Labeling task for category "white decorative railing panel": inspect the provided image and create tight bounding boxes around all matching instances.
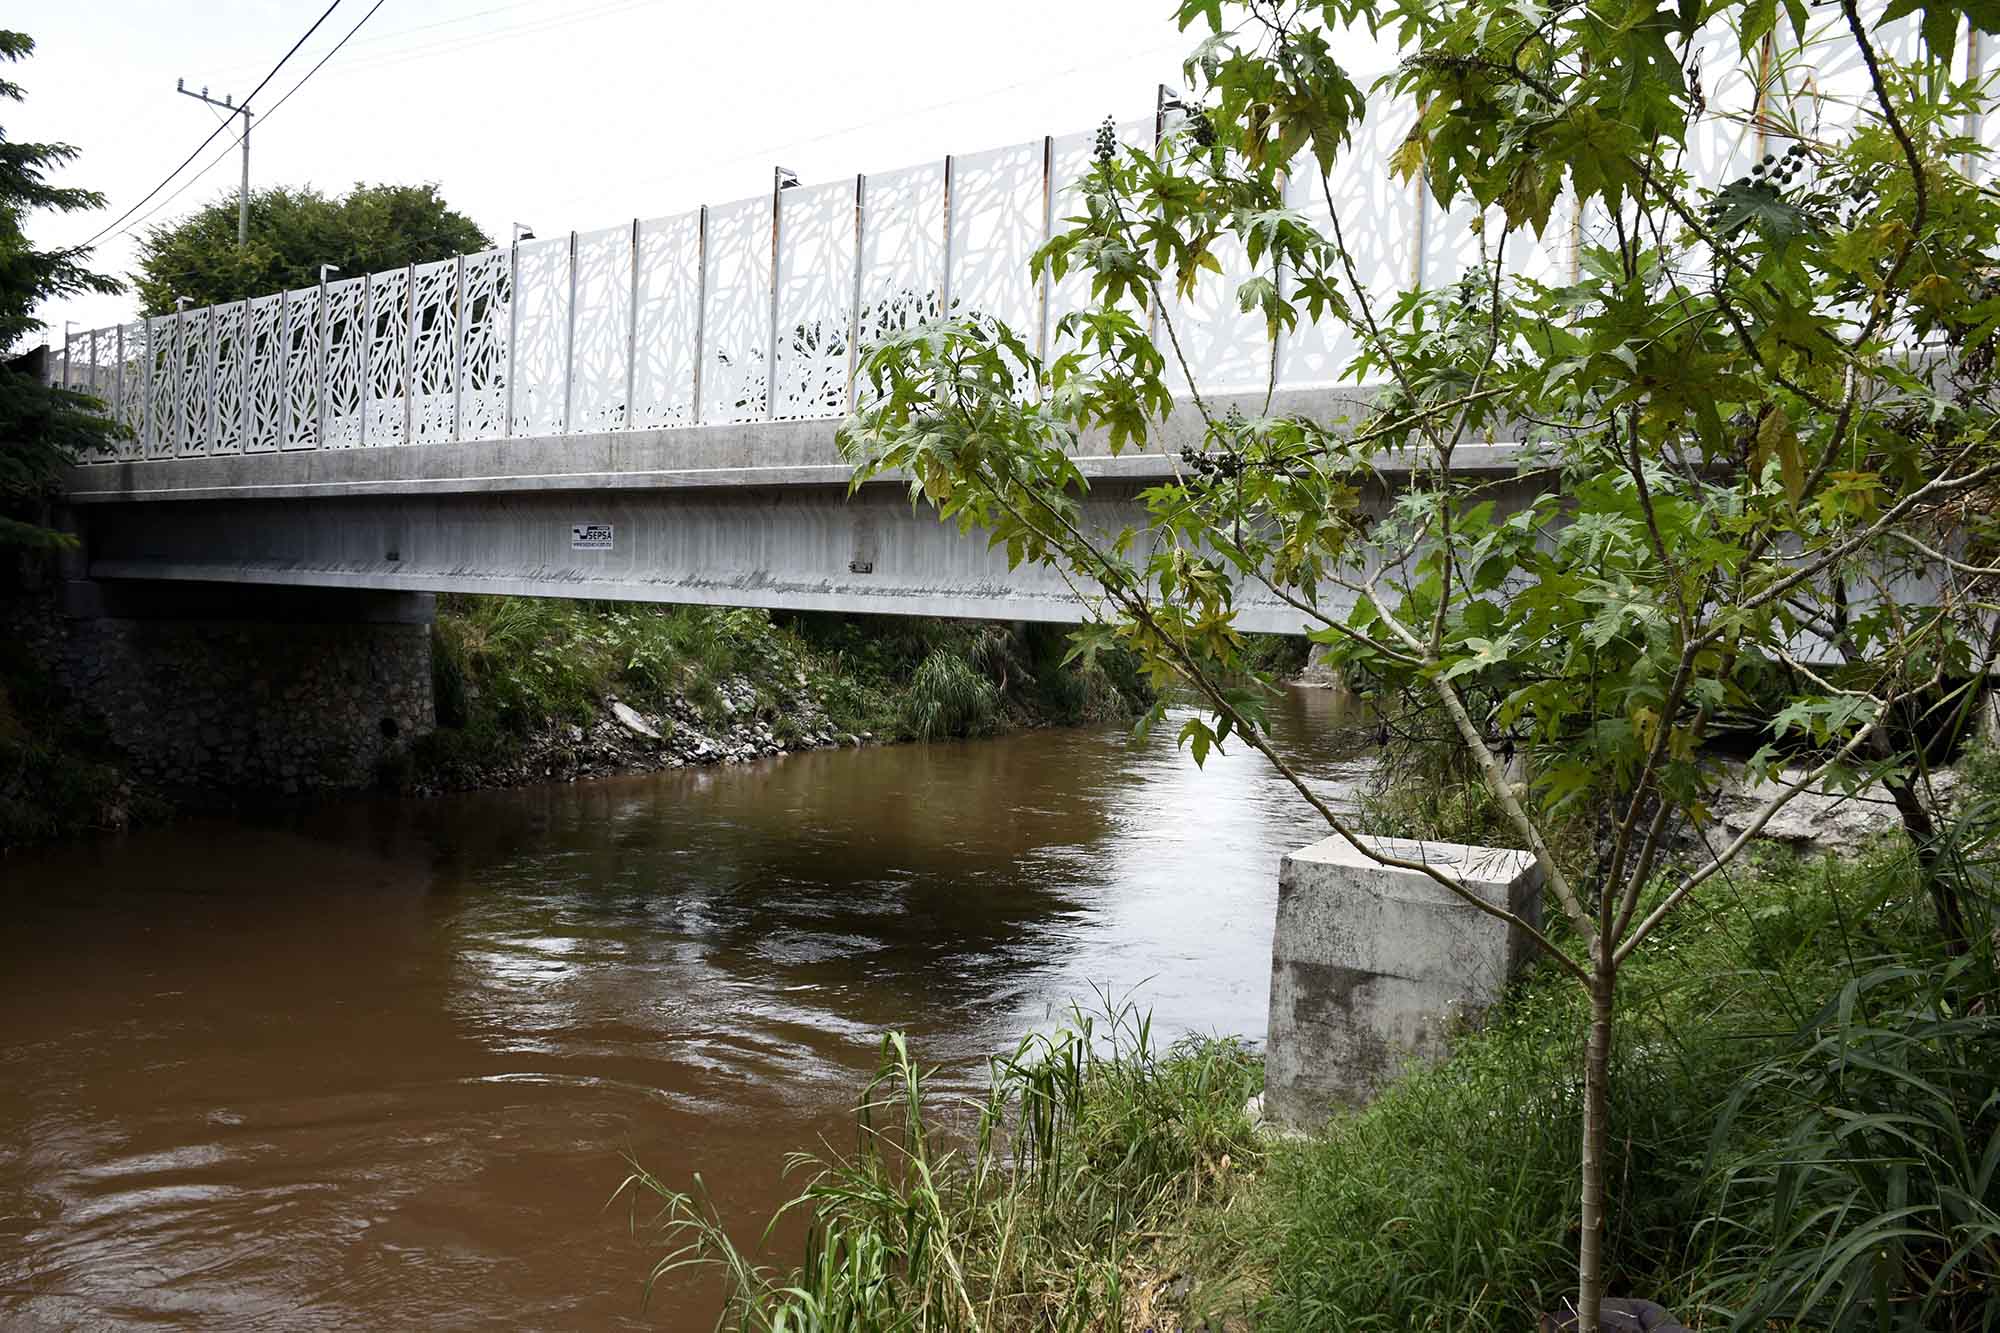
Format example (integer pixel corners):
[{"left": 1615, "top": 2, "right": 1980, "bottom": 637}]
[{"left": 56, "top": 11, "right": 1993, "bottom": 461}]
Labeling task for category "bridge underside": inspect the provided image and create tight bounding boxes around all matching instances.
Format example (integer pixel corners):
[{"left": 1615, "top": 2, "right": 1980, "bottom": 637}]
[
  {"left": 62, "top": 391, "right": 1476, "bottom": 633},
  {"left": 74, "top": 477, "right": 1327, "bottom": 627}
]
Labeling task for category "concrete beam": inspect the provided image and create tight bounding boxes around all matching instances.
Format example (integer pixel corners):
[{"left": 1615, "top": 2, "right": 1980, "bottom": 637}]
[{"left": 77, "top": 477, "right": 1378, "bottom": 631}]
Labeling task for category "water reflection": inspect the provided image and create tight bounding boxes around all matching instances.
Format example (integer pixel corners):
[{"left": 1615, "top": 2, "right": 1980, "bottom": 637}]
[{"left": 1, "top": 688, "right": 1369, "bottom": 1329}]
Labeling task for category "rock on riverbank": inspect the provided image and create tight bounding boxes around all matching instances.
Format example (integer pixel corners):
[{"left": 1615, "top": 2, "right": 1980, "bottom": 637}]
[{"left": 401, "top": 671, "right": 873, "bottom": 794}]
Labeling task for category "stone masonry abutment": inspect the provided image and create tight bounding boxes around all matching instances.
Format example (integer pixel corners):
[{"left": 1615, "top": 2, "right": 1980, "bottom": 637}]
[{"left": 23, "top": 575, "right": 434, "bottom": 799}]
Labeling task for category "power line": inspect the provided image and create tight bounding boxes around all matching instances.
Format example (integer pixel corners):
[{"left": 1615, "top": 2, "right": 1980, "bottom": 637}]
[
  {"left": 101, "top": 0, "right": 392, "bottom": 249},
  {"left": 76, "top": 1, "right": 346, "bottom": 253}
]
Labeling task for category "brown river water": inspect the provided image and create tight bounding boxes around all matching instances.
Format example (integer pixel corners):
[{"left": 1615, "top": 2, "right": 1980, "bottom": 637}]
[{"left": 1, "top": 690, "right": 1368, "bottom": 1329}]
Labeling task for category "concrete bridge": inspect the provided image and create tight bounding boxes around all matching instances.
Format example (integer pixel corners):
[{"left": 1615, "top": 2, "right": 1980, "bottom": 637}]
[
  {"left": 31, "top": 8, "right": 1979, "bottom": 800},
  {"left": 55, "top": 7, "right": 1962, "bottom": 627},
  {"left": 57, "top": 384, "right": 1533, "bottom": 633}
]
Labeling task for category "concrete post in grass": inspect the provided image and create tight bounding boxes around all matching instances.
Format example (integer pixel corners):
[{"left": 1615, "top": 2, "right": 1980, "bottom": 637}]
[{"left": 1264, "top": 833, "right": 1545, "bottom": 1130}]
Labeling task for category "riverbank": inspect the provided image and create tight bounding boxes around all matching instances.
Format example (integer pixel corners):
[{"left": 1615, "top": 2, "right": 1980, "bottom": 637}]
[
  {"left": 395, "top": 596, "right": 1154, "bottom": 794},
  {"left": 627, "top": 813, "right": 2000, "bottom": 1330},
  {"left": 0, "top": 590, "right": 1159, "bottom": 849}
]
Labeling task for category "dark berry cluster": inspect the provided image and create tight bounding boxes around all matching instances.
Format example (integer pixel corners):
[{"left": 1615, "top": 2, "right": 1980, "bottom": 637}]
[
  {"left": 1759, "top": 141, "right": 1811, "bottom": 184},
  {"left": 1094, "top": 116, "right": 1119, "bottom": 163},
  {"left": 1188, "top": 110, "right": 1217, "bottom": 149},
  {"left": 1180, "top": 445, "right": 1244, "bottom": 479}
]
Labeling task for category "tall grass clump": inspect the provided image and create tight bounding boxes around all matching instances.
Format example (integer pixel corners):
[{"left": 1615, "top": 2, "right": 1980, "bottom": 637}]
[
  {"left": 903, "top": 649, "right": 1004, "bottom": 741},
  {"left": 617, "top": 1000, "right": 1261, "bottom": 1331},
  {"left": 1699, "top": 952, "right": 2000, "bottom": 1330}
]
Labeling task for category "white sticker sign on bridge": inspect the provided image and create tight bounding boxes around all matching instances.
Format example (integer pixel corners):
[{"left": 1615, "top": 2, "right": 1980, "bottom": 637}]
[{"left": 571, "top": 523, "right": 614, "bottom": 551}]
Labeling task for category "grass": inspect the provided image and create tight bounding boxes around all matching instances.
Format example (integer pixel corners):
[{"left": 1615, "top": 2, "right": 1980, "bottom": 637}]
[
  {"left": 1242, "top": 835, "right": 1999, "bottom": 1331},
  {"left": 616, "top": 998, "right": 1264, "bottom": 1332}
]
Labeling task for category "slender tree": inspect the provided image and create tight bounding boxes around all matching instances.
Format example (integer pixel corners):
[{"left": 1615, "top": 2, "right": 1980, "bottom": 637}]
[
  {"left": 841, "top": 0, "right": 2000, "bottom": 1320},
  {"left": 0, "top": 29, "right": 121, "bottom": 553}
]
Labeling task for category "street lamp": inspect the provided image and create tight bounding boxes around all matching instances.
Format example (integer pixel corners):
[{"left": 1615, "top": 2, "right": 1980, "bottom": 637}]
[{"left": 512, "top": 222, "right": 536, "bottom": 243}]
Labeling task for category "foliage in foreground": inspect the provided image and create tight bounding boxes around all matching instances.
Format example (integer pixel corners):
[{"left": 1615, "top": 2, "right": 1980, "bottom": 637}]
[
  {"left": 627, "top": 840, "right": 1998, "bottom": 1331},
  {"left": 838, "top": 0, "right": 2000, "bottom": 1314}
]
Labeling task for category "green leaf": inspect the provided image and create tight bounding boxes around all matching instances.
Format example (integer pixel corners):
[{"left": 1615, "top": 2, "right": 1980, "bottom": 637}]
[{"left": 1757, "top": 405, "right": 1806, "bottom": 505}]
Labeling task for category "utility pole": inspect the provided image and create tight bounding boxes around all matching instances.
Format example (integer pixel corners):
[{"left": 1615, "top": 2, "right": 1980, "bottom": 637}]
[{"left": 176, "top": 79, "right": 252, "bottom": 247}]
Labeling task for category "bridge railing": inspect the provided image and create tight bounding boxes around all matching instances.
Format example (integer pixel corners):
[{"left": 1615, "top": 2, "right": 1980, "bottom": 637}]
[{"left": 59, "top": 6, "right": 1987, "bottom": 462}]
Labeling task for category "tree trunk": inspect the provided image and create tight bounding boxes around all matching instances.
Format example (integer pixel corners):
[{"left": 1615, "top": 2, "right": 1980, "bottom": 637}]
[
  {"left": 1882, "top": 770, "right": 1972, "bottom": 955},
  {"left": 1577, "top": 960, "right": 1615, "bottom": 1328}
]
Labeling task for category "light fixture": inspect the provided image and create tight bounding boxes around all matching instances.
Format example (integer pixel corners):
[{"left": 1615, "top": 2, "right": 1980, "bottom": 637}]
[
  {"left": 512, "top": 221, "right": 536, "bottom": 243},
  {"left": 775, "top": 166, "right": 800, "bottom": 190}
]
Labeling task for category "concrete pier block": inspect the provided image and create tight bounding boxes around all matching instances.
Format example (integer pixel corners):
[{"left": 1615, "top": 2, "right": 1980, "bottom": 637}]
[{"left": 1264, "top": 834, "right": 1544, "bottom": 1129}]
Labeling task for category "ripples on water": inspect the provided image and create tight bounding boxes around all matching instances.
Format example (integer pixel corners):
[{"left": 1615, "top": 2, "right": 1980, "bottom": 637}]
[{"left": 0, "top": 690, "right": 1369, "bottom": 1328}]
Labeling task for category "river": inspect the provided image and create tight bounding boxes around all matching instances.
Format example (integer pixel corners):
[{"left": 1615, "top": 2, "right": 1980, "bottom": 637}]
[{"left": 0, "top": 689, "right": 1368, "bottom": 1329}]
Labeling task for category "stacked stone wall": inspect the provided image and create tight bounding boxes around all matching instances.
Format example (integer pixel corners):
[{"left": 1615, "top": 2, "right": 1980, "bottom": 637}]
[{"left": 10, "top": 583, "right": 434, "bottom": 798}]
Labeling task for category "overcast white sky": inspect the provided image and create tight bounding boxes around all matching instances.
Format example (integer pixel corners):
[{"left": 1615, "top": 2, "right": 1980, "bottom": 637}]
[{"left": 17, "top": 0, "right": 1222, "bottom": 343}]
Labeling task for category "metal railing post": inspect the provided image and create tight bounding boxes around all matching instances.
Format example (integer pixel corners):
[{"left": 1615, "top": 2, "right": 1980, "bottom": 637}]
[
  {"left": 1272, "top": 170, "right": 1289, "bottom": 394},
  {"left": 403, "top": 262, "right": 417, "bottom": 444},
  {"left": 562, "top": 230, "right": 578, "bottom": 433},
  {"left": 452, "top": 255, "right": 467, "bottom": 441},
  {"left": 504, "top": 244, "right": 519, "bottom": 436},
  {"left": 626, "top": 218, "right": 640, "bottom": 429},
  {"left": 1968, "top": 26, "right": 1985, "bottom": 178},
  {"left": 767, "top": 170, "right": 783, "bottom": 420},
  {"left": 201, "top": 311, "right": 216, "bottom": 455},
  {"left": 693, "top": 205, "right": 708, "bottom": 422},
  {"left": 1038, "top": 136, "right": 1054, "bottom": 362},
  {"left": 142, "top": 317, "right": 155, "bottom": 454},
  {"left": 1411, "top": 173, "right": 1429, "bottom": 291},
  {"left": 940, "top": 154, "right": 954, "bottom": 320},
  {"left": 238, "top": 300, "right": 251, "bottom": 452},
  {"left": 114, "top": 324, "right": 125, "bottom": 435},
  {"left": 847, "top": 173, "right": 866, "bottom": 411},
  {"left": 358, "top": 278, "right": 371, "bottom": 448},
  {"left": 316, "top": 277, "right": 330, "bottom": 449},
  {"left": 175, "top": 310, "right": 189, "bottom": 454},
  {"left": 60, "top": 329, "right": 71, "bottom": 392},
  {"left": 1151, "top": 85, "right": 1169, "bottom": 345}
]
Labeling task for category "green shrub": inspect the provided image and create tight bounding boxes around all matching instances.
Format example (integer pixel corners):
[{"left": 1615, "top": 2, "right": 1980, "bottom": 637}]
[{"left": 903, "top": 649, "right": 1003, "bottom": 740}]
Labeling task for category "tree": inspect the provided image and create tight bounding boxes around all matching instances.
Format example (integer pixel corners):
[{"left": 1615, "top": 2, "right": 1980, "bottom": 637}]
[
  {"left": 840, "top": 0, "right": 2000, "bottom": 1321},
  {"left": 131, "top": 182, "right": 489, "bottom": 315},
  {"left": 0, "top": 29, "right": 120, "bottom": 553}
]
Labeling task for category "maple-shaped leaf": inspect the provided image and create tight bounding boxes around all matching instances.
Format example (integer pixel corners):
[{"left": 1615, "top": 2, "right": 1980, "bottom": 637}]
[{"left": 1712, "top": 179, "right": 1815, "bottom": 245}]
